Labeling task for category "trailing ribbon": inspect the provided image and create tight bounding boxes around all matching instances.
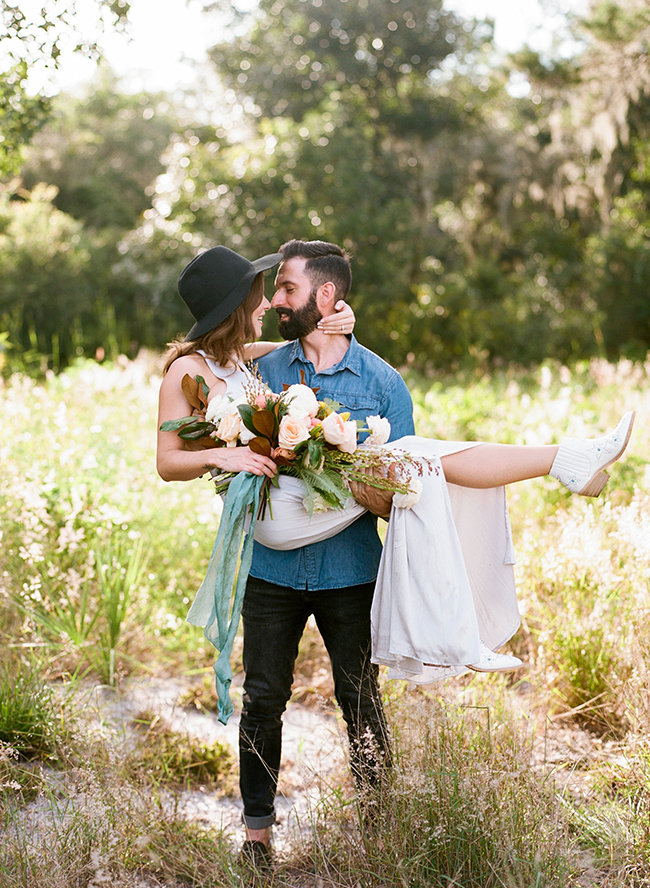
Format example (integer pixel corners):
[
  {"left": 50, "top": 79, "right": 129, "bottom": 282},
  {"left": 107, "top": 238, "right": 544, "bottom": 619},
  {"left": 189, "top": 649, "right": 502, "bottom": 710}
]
[{"left": 186, "top": 472, "right": 263, "bottom": 724}]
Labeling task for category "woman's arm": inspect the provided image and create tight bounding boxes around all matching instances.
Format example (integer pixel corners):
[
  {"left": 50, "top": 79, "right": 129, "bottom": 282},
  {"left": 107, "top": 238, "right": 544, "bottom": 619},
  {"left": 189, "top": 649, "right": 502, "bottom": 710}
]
[
  {"left": 156, "top": 356, "right": 278, "bottom": 482},
  {"left": 242, "top": 300, "right": 356, "bottom": 359}
]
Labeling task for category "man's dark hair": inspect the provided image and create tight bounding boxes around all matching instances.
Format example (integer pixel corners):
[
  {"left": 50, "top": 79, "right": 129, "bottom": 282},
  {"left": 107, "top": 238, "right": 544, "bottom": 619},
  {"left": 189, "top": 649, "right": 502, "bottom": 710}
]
[{"left": 279, "top": 239, "right": 352, "bottom": 301}]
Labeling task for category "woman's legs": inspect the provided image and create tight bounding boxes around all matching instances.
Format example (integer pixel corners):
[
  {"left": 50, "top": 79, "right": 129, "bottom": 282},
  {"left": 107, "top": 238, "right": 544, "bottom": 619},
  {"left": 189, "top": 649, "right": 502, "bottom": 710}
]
[
  {"left": 440, "top": 444, "right": 558, "bottom": 489},
  {"left": 439, "top": 410, "right": 635, "bottom": 495}
]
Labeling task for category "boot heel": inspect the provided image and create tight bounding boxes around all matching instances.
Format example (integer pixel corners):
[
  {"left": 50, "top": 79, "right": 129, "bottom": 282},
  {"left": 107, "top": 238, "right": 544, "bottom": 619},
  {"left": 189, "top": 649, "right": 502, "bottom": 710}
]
[{"left": 579, "top": 470, "right": 609, "bottom": 497}]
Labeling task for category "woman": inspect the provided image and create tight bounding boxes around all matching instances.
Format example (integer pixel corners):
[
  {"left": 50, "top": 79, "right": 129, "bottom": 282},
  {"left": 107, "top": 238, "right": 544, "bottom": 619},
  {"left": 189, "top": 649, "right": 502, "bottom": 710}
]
[
  {"left": 157, "top": 246, "right": 356, "bottom": 484},
  {"left": 157, "top": 246, "right": 635, "bottom": 680}
]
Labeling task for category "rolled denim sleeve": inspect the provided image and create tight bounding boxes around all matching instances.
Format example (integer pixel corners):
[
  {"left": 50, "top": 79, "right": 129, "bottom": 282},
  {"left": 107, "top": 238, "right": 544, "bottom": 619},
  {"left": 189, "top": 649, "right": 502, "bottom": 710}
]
[{"left": 381, "top": 373, "right": 415, "bottom": 442}]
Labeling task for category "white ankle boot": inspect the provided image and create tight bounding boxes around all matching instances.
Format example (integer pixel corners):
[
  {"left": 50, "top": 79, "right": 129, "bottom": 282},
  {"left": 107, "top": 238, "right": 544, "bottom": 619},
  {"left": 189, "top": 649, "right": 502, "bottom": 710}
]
[
  {"left": 549, "top": 411, "right": 635, "bottom": 497},
  {"left": 467, "top": 641, "right": 523, "bottom": 673}
]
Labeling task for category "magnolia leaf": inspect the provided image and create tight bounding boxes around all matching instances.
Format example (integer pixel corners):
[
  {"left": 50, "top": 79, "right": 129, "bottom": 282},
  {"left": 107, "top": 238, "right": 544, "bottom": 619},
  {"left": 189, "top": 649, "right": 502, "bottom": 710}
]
[
  {"left": 238, "top": 403, "right": 257, "bottom": 434},
  {"left": 178, "top": 422, "right": 213, "bottom": 441},
  {"left": 160, "top": 416, "right": 196, "bottom": 432},
  {"left": 274, "top": 453, "right": 296, "bottom": 467},
  {"left": 252, "top": 409, "right": 276, "bottom": 438},
  {"left": 181, "top": 374, "right": 207, "bottom": 412},
  {"left": 196, "top": 375, "right": 210, "bottom": 406},
  {"left": 249, "top": 436, "right": 272, "bottom": 456}
]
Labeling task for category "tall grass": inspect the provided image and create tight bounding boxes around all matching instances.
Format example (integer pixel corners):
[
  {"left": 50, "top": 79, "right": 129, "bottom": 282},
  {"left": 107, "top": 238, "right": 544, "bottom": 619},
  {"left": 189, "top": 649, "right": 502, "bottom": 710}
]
[{"left": 0, "top": 352, "right": 649, "bottom": 884}]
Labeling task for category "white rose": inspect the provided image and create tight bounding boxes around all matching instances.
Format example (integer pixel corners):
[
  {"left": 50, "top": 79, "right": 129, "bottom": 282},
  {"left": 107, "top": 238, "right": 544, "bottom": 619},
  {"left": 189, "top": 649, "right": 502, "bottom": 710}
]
[
  {"left": 284, "top": 384, "right": 320, "bottom": 419},
  {"left": 338, "top": 420, "right": 358, "bottom": 454},
  {"left": 365, "top": 415, "right": 391, "bottom": 446},
  {"left": 393, "top": 477, "right": 422, "bottom": 509},
  {"left": 206, "top": 394, "right": 245, "bottom": 424},
  {"left": 278, "top": 415, "right": 311, "bottom": 450}
]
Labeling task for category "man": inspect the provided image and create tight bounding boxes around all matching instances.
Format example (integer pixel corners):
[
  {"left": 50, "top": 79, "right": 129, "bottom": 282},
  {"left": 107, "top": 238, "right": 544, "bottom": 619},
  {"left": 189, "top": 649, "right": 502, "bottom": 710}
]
[{"left": 239, "top": 239, "right": 414, "bottom": 866}]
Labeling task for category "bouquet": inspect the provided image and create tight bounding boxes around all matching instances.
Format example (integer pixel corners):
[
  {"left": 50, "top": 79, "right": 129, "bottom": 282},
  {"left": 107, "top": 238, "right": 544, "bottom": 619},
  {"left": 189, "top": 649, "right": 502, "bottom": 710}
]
[{"left": 160, "top": 369, "right": 424, "bottom": 516}]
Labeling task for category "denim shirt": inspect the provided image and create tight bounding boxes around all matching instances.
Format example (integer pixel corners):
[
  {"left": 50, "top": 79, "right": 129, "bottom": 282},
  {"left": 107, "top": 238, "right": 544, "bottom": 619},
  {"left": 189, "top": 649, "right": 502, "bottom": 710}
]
[{"left": 249, "top": 336, "right": 415, "bottom": 590}]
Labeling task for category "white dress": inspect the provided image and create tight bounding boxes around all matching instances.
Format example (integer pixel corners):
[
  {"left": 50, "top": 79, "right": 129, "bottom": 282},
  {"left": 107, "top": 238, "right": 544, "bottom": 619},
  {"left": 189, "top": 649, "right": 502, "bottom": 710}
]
[
  {"left": 254, "top": 437, "right": 520, "bottom": 683},
  {"left": 198, "top": 354, "right": 520, "bottom": 683}
]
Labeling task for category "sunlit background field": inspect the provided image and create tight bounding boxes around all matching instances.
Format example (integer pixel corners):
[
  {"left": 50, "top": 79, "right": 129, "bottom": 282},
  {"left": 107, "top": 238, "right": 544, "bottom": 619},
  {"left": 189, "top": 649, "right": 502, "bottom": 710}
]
[{"left": 1, "top": 353, "right": 649, "bottom": 886}]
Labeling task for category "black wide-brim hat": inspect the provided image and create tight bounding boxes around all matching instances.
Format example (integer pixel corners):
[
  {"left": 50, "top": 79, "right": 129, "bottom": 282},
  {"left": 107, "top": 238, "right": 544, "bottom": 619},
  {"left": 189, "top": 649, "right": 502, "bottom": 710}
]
[{"left": 178, "top": 246, "right": 283, "bottom": 341}]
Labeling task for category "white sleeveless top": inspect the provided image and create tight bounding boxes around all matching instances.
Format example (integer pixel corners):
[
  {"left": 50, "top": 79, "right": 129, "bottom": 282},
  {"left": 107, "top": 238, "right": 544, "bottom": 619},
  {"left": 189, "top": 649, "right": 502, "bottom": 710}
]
[{"left": 197, "top": 349, "right": 250, "bottom": 401}]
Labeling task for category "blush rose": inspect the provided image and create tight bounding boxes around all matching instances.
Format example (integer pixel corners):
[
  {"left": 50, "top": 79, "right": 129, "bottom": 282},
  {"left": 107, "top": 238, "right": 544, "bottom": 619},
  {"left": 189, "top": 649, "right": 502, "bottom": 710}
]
[{"left": 278, "top": 415, "right": 311, "bottom": 450}]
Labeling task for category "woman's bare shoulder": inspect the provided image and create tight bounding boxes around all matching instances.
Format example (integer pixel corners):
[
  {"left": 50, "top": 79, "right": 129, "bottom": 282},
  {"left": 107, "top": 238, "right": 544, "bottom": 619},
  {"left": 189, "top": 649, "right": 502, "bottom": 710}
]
[{"left": 165, "top": 352, "right": 213, "bottom": 380}]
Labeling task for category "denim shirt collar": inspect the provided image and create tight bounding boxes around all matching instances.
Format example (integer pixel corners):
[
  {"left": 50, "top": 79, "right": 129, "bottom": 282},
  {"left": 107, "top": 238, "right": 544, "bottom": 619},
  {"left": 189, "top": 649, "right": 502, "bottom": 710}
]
[{"left": 286, "top": 336, "right": 362, "bottom": 378}]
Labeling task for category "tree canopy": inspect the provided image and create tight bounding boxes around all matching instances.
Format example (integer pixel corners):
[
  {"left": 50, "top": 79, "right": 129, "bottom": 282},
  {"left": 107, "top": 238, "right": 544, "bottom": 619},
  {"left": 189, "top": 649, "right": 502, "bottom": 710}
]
[{"left": 3, "top": 0, "right": 650, "bottom": 372}]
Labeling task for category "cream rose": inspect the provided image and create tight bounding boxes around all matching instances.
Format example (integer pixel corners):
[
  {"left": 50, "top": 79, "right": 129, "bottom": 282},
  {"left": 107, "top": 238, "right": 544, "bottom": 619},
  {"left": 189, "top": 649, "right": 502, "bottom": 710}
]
[
  {"left": 216, "top": 411, "right": 242, "bottom": 447},
  {"left": 365, "top": 415, "right": 391, "bottom": 446},
  {"left": 284, "top": 384, "right": 320, "bottom": 419},
  {"left": 278, "top": 415, "right": 311, "bottom": 450},
  {"left": 338, "top": 420, "right": 358, "bottom": 454}
]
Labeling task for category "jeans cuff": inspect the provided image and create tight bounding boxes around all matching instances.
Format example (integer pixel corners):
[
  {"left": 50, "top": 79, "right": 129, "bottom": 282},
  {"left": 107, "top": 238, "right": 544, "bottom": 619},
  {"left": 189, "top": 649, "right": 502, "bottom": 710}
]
[{"left": 242, "top": 812, "right": 276, "bottom": 830}]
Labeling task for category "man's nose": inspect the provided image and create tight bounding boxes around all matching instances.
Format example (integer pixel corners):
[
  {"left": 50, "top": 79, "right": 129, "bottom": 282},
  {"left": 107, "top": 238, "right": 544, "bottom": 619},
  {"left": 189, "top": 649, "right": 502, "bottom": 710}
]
[{"left": 271, "top": 290, "right": 285, "bottom": 307}]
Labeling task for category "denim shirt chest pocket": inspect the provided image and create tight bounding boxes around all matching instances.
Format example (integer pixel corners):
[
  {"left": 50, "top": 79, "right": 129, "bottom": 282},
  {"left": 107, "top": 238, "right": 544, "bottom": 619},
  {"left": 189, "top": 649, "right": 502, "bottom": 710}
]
[{"left": 316, "top": 388, "right": 382, "bottom": 419}]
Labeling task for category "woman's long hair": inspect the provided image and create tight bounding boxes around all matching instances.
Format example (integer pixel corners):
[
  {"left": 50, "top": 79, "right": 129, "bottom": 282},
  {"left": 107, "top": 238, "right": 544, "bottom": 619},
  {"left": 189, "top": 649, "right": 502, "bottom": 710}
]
[{"left": 162, "top": 273, "right": 265, "bottom": 374}]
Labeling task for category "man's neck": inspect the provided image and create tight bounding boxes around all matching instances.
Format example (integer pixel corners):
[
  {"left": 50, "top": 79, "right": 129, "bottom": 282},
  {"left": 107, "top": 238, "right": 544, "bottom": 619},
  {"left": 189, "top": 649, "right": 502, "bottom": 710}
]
[{"left": 299, "top": 329, "right": 351, "bottom": 373}]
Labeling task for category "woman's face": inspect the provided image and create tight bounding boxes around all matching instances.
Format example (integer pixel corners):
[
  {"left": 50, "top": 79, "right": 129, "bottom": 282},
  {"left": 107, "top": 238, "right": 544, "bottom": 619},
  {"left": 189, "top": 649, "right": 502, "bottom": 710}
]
[{"left": 251, "top": 294, "right": 272, "bottom": 339}]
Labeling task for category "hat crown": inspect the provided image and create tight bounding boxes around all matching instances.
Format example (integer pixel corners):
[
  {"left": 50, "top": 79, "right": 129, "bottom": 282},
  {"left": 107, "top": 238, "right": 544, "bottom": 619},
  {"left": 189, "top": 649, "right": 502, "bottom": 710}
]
[
  {"left": 177, "top": 245, "right": 283, "bottom": 341},
  {"left": 178, "top": 246, "right": 253, "bottom": 322}
]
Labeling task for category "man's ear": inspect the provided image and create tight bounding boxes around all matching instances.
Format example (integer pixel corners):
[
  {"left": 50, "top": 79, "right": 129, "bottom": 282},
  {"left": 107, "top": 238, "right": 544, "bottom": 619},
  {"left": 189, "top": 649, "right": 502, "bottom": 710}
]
[{"left": 316, "top": 281, "right": 337, "bottom": 312}]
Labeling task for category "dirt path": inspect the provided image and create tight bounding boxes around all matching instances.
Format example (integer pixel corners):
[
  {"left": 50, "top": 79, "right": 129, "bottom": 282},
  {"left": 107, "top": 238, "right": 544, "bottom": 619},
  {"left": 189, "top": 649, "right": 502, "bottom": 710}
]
[{"left": 93, "top": 676, "right": 348, "bottom": 852}]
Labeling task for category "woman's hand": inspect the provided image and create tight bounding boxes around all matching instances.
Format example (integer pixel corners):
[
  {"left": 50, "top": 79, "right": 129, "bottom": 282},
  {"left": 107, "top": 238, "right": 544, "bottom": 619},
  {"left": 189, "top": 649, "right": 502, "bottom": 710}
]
[
  {"left": 318, "top": 300, "right": 355, "bottom": 336},
  {"left": 211, "top": 446, "right": 278, "bottom": 479}
]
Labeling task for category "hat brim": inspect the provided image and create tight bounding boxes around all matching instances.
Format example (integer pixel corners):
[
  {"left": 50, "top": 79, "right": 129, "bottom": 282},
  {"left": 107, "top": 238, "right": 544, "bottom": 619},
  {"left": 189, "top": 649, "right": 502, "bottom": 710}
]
[
  {"left": 185, "top": 251, "right": 283, "bottom": 341},
  {"left": 252, "top": 252, "right": 284, "bottom": 273}
]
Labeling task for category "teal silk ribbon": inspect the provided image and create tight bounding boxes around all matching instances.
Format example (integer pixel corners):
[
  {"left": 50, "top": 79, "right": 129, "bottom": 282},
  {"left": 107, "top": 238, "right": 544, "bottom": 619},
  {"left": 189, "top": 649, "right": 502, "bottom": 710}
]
[{"left": 186, "top": 472, "right": 263, "bottom": 724}]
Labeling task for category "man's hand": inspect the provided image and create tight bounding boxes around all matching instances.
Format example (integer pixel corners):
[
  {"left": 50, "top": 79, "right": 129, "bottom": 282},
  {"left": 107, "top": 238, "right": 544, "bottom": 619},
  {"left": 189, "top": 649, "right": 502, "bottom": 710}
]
[{"left": 348, "top": 464, "right": 396, "bottom": 518}]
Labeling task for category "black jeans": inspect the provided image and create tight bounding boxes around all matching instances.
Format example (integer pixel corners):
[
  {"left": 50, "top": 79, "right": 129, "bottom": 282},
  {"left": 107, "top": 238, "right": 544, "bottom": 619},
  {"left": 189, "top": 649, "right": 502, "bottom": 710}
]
[{"left": 239, "top": 575, "right": 390, "bottom": 829}]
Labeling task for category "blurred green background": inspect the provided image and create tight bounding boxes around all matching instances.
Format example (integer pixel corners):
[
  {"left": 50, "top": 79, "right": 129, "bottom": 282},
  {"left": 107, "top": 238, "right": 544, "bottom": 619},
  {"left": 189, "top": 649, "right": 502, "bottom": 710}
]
[{"left": 3, "top": 0, "right": 650, "bottom": 375}]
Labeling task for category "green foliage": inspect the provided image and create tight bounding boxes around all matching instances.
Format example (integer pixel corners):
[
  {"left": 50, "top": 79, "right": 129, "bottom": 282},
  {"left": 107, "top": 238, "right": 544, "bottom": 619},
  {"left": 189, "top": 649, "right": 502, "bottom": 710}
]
[
  {"left": 210, "top": 0, "right": 475, "bottom": 125},
  {"left": 0, "top": 1, "right": 132, "bottom": 179},
  {"left": 0, "top": 63, "right": 50, "bottom": 177},
  {"left": 0, "top": 356, "right": 649, "bottom": 883},
  {"left": 128, "top": 711, "right": 236, "bottom": 790},
  {"left": 21, "top": 75, "right": 176, "bottom": 231},
  {"left": 0, "top": 184, "right": 97, "bottom": 369},
  {"left": 0, "top": 665, "right": 61, "bottom": 761},
  {"left": 553, "top": 621, "right": 629, "bottom": 736},
  {"left": 305, "top": 688, "right": 574, "bottom": 886}
]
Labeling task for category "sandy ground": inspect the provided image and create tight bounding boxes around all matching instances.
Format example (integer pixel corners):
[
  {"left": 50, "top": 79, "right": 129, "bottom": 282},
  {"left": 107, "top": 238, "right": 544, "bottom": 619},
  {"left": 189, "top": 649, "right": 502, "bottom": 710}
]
[{"left": 89, "top": 674, "right": 349, "bottom": 853}]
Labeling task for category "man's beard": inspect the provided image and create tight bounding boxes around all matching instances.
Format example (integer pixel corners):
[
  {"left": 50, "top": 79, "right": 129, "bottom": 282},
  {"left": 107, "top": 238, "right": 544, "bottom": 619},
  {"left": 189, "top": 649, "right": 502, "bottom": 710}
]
[{"left": 276, "top": 291, "right": 322, "bottom": 340}]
